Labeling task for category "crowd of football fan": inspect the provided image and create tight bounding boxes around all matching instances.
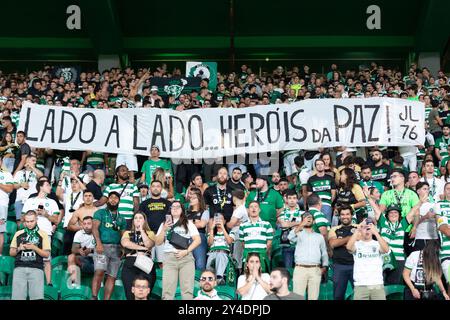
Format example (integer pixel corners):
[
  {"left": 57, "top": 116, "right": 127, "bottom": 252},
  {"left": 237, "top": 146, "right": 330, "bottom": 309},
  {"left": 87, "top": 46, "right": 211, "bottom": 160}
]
[{"left": 0, "top": 62, "right": 450, "bottom": 300}]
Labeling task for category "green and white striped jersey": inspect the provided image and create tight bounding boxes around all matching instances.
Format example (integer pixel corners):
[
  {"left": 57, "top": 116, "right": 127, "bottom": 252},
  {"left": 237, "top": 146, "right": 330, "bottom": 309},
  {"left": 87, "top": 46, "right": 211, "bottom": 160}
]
[
  {"left": 378, "top": 214, "right": 409, "bottom": 261},
  {"left": 437, "top": 215, "right": 450, "bottom": 260},
  {"left": 437, "top": 200, "right": 450, "bottom": 218},
  {"left": 306, "top": 174, "right": 336, "bottom": 206},
  {"left": 309, "top": 207, "right": 330, "bottom": 234},
  {"left": 239, "top": 218, "right": 274, "bottom": 251},
  {"left": 87, "top": 152, "right": 105, "bottom": 165},
  {"left": 208, "top": 230, "right": 236, "bottom": 252},
  {"left": 103, "top": 182, "right": 139, "bottom": 220}
]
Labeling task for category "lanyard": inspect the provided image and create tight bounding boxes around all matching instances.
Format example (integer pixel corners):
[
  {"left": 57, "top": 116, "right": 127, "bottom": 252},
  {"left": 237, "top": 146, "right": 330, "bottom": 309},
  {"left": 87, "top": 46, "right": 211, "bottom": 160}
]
[
  {"left": 216, "top": 185, "right": 227, "bottom": 209},
  {"left": 108, "top": 209, "right": 118, "bottom": 224},
  {"left": 427, "top": 177, "right": 436, "bottom": 197},
  {"left": 255, "top": 189, "right": 270, "bottom": 203},
  {"left": 394, "top": 189, "right": 405, "bottom": 207},
  {"left": 70, "top": 192, "right": 81, "bottom": 209}
]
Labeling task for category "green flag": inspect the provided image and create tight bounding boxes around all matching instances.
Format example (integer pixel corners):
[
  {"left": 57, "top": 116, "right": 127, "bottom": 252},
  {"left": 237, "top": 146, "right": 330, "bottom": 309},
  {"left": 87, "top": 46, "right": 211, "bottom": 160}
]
[{"left": 186, "top": 61, "right": 217, "bottom": 92}]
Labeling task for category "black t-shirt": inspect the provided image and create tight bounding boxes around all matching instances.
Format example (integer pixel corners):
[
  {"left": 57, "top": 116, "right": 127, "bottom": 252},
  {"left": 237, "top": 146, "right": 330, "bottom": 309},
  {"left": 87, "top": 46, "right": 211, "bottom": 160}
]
[
  {"left": 86, "top": 180, "right": 103, "bottom": 201},
  {"left": 370, "top": 163, "right": 391, "bottom": 187},
  {"left": 139, "top": 197, "right": 172, "bottom": 233},
  {"left": 226, "top": 179, "right": 246, "bottom": 192},
  {"left": 186, "top": 210, "right": 206, "bottom": 233},
  {"left": 12, "top": 229, "right": 49, "bottom": 270},
  {"left": 13, "top": 142, "right": 31, "bottom": 171},
  {"left": 203, "top": 184, "right": 234, "bottom": 222},
  {"left": 330, "top": 224, "right": 357, "bottom": 265}
]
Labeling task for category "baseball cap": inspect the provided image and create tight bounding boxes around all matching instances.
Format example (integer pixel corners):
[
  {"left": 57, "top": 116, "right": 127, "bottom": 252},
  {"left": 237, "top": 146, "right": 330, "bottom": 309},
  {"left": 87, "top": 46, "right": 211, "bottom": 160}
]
[
  {"left": 386, "top": 204, "right": 401, "bottom": 214},
  {"left": 151, "top": 145, "right": 160, "bottom": 151}
]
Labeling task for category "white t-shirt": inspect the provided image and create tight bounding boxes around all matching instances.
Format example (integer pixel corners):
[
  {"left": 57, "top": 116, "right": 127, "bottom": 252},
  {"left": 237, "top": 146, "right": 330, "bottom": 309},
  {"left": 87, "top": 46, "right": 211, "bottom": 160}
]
[
  {"left": 157, "top": 219, "right": 199, "bottom": 253},
  {"left": 14, "top": 170, "right": 39, "bottom": 203},
  {"left": 62, "top": 191, "right": 84, "bottom": 228},
  {"left": 298, "top": 166, "right": 311, "bottom": 187},
  {"left": 420, "top": 177, "right": 445, "bottom": 202},
  {"left": 416, "top": 202, "right": 439, "bottom": 240},
  {"left": 398, "top": 146, "right": 418, "bottom": 157},
  {"left": 231, "top": 204, "right": 249, "bottom": 234},
  {"left": 404, "top": 250, "right": 422, "bottom": 283},
  {"left": 22, "top": 196, "right": 60, "bottom": 236},
  {"left": 0, "top": 170, "right": 13, "bottom": 206},
  {"left": 73, "top": 230, "right": 95, "bottom": 256},
  {"left": 353, "top": 240, "right": 384, "bottom": 286},
  {"left": 237, "top": 273, "right": 271, "bottom": 300}
]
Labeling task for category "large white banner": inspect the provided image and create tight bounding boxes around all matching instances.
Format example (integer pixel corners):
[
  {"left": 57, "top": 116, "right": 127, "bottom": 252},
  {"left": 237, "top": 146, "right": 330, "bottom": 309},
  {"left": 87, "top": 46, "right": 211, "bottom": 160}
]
[{"left": 19, "top": 98, "right": 425, "bottom": 159}]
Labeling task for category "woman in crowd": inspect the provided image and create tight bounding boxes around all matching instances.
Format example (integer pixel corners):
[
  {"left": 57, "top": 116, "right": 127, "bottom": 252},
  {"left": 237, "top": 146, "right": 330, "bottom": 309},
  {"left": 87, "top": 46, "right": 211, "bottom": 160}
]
[
  {"left": 237, "top": 252, "right": 271, "bottom": 300},
  {"left": 334, "top": 168, "right": 366, "bottom": 224},
  {"left": 403, "top": 239, "right": 449, "bottom": 300},
  {"left": 0, "top": 132, "right": 16, "bottom": 172},
  {"left": 363, "top": 186, "right": 382, "bottom": 220},
  {"left": 155, "top": 200, "right": 201, "bottom": 300},
  {"left": 186, "top": 188, "right": 210, "bottom": 270},
  {"left": 320, "top": 151, "right": 340, "bottom": 185},
  {"left": 152, "top": 167, "right": 174, "bottom": 200},
  {"left": 121, "top": 212, "right": 156, "bottom": 300}
]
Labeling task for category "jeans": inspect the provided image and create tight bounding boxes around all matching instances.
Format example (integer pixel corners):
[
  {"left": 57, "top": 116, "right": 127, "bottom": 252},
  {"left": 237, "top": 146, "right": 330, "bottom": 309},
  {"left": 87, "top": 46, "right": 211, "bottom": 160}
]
[
  {"left": 14, "top": 201, "right": 24, "bottom": 221},
  {"left": 282, "top": 247, "right": 295, "bottom": 269},
  {"left": 3, "top": 157, "right": 14, "bottom": 173},
  {"left": 332, "top": 263, "right": 354, "bottom": 300},
  {"left": 193, "top": 232, "right": 207, "bottom": 270},
  {"left": 402, "top": 154, "right": 417, "bottom": 172},
  {"left": 321, "top": 204, "right": 333, "bottom": 225}
]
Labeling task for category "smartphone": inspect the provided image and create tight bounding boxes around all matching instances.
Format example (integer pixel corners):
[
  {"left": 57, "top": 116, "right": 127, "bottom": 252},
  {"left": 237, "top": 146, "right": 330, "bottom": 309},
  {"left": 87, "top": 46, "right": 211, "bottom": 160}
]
[{"left": 165, "top": 214, "right": 173, "bottom": 224}]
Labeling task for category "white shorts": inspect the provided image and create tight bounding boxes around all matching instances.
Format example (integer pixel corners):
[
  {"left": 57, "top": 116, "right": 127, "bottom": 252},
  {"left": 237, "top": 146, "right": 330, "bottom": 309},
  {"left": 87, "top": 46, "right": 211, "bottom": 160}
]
[
  {"left": 442, "top": 259, "right": 450, "bottom": 283},
  {"left": 283, "top": 153, "right": 299, "bottom": 176},
  {"left": 115, "top": 154, "right": 138, "bottom": 172}
]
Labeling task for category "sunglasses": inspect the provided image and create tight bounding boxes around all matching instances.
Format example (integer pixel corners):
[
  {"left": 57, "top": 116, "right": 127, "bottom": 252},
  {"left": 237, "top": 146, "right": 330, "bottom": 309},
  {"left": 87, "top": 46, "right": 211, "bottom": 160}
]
[{"left": 200, "top": 276, "right": 215, "bottom": 282}]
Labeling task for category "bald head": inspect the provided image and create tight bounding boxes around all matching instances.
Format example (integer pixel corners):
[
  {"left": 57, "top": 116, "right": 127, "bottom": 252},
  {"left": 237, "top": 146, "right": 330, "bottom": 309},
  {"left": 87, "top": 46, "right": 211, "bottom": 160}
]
[{"left": 93, "top": 169, "right": 105, "bottom": 182}]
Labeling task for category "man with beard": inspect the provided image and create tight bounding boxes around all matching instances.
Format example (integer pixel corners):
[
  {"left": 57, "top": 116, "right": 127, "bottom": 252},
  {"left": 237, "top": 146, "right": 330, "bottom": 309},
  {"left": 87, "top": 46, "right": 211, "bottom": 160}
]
[
  {"left": 226, "top": 167, "right": 246, "bottom": 191},
  {"left": 370, "top": 149, "right": 391, "bottom": 188},
  {"left": 328, "top": 205, "right": 358, "bottom": 300},
  {"left": 139, "top": 180, "right": 172, "bottom": 267},
  {"left": 359, "top": 165, "right": 384, "bottom": 195},
  {"left": 307, "top": 159, "right": 336, "bottom": 224},
  {"left": 204, "top": 167, "right": 234, "bottom": 222},
  {"left": 91, "top": 191, "right": 127, "bottom": 300},
  {"left": 246, "top": 175, "right": 284, "bottom": 230},
  {"left": 264, "top": 267, "right": 304, "bottom": 300},
  {"left": 420, "top": 160, "right": 445, "bottom": 202},
  {"left": 270, "top": 171, "right": 281, "bottom": 191},
  {"left": 194, "top": 270, "right": 222, "bottom": 300},
  {"left": 95, "top": 165, "right": 139, "bottom": 229}
]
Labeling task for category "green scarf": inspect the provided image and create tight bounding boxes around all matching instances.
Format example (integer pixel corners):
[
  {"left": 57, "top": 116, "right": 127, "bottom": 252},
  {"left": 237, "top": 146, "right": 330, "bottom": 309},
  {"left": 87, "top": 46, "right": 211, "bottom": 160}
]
[{"left": 24, "top": 225, "right": 40, "bottom": 244}]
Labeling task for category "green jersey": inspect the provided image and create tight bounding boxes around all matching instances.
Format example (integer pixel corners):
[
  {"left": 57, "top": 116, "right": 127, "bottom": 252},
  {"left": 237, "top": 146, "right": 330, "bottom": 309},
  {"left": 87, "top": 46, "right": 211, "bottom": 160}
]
[
  {"left": 437, "top": 200, "right": 450, "bottom": 219},
  {"left": 435, "top": 136, "right": 450, "bottom": 159},
  {"left": 378, "top": 214, "right": 409, "bottom": 261},
  {"left": 246, "top": 189, "right": 284, "bottom": 230},
  {"left": 379, "top": 188, "right": 419, "bottom": 217},
  {"left": 359, "top": 179, "right": 384, "bottom": 195},
  {"left": 93, "top": 208, "right": 127, "bottom": 244},
  {"left": 87, "top": 152, "right": 105, "bottom": 166},
  {"left": 141, "top": 159, "right": 173, "bottom": 185},
  {"left": 306, "top": 174, "right": 336, "bottom": 207},
  {"left": 437, "top": 216, "right": 450, "bottom": 260},
  {"left": 309, "top": 207, "right": 330, "bottom": 234},
  {"left": 239, "top": 218, "right": 274, "bottom": 251},
  {"left": 102, "top": 182, "right": 139, "bottom": 220},
  {"left": 279, "top": 206, "right": 303, "bottom": 248}
]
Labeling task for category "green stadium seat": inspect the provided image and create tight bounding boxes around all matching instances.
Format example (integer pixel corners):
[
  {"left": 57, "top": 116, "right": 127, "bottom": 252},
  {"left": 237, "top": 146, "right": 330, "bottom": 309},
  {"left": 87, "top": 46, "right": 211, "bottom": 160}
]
[
  {"left": 345, "top": 282, "right": 354, "bottom": 300},
  {"left": 99, "top": 284, "right": 126, "bottom": 300},
  {"left": 216, "top": 285, "right": 236, "bottom": 300},
  {"left": 0, "top": 286, "right": 12, "bottom": 300},
  {"left": 318, "top": 280, "right": 334, "bottom": 300},
  {"left": 0, "top": 256, "right": 15, "bottom": 286},
  {"left": 51, "top": 255, "right": 68, "bottom": 269},
  {"left": 44, "top": 285, "right": 59, "bottom": 300},
  {"left": 4, "top": 221, "right": 17, "bottom": 244},
  {"left": 60, "top": 285, "right": 92, "bottom": 300},
  {"left": 384, "top": 284, "right": 405, "bottom": 300}
]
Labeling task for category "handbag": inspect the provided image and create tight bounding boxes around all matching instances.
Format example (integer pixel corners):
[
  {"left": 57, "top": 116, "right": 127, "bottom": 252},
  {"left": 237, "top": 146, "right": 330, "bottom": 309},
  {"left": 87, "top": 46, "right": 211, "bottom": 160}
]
[
  {"left": 134, "top": 253, "right": 154, "bottom": 274},
  {"left": 168, "top": 228, "right": 190, "bottom": 250}
]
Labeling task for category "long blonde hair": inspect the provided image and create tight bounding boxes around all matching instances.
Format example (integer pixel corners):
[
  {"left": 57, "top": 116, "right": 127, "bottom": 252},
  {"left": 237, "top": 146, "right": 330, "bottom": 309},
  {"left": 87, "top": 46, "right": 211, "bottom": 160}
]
[{"left": 152, "top": 167, "right": 168, "bottom": 189}]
